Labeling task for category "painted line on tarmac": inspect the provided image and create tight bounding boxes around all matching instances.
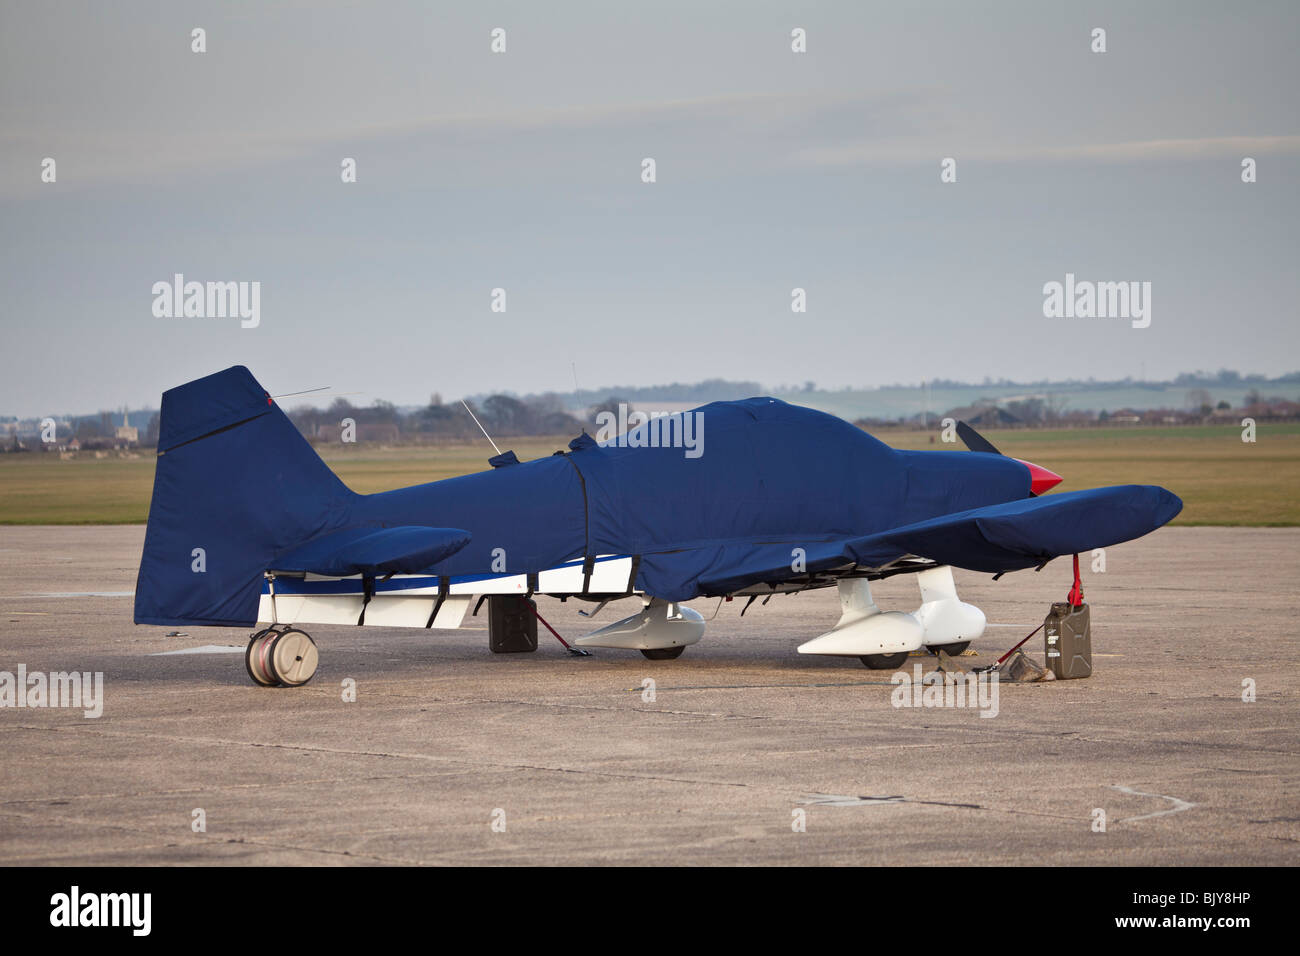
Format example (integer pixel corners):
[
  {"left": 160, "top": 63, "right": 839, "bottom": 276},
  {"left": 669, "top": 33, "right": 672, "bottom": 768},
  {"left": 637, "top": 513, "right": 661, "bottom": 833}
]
[
  {"left": 801, "top": 793, "right": 982, "bottom": 810},
  {"left": 1111, "top": 784, "right": 1197, "bottom": 823},
  {"left": 13, "top": 591, "right": 135, "bottom": 598},
  {"left": 150, "top": 645, "right": 245, "bottom": 656}
]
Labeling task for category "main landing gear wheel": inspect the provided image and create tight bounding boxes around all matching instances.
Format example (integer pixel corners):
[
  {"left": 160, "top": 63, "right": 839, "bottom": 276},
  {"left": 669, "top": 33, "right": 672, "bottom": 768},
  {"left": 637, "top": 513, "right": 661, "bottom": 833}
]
[
  {"left": 927, "top": 642, "right": 970, "bottom": 656},
  {"left": 641, "top": 646, "right": 686, "bottom": 660},
  {"left": 244, "top": 627, "right": 319, "bottom": 687},
  {"left": 860, "top": 652, "right": 908, "bottom": 669}
]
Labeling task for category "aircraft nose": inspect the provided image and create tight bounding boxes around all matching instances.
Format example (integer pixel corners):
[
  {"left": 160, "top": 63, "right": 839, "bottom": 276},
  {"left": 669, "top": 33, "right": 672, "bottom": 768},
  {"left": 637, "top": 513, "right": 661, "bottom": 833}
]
[{"left": 1014, "top": 459, "right": 1063, "bottom": 495}]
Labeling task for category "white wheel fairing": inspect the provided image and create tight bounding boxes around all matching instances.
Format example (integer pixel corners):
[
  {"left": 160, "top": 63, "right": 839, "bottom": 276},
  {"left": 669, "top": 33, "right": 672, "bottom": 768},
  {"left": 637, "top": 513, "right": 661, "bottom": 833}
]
[
  {"left": 798, "top": 609, "right": 924, "bottom": 656},
  {"left": 912, "top": 566, "right": 986, "bottom": 647},
  {"left": 797, "top": 578, "right": 924, "bottom": 657},
  {"left": 575, "top": 598, "right": 705, "bottom": 650},
  {"left": 797, "top": 568, "right": 986, "bottom": 656}
]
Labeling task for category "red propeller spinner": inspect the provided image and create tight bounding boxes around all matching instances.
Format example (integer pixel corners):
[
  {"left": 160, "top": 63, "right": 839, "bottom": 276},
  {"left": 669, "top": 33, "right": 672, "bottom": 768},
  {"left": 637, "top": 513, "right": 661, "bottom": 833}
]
[{"left": 1015, "top": 459, "right": 1063, "bottom": 495}]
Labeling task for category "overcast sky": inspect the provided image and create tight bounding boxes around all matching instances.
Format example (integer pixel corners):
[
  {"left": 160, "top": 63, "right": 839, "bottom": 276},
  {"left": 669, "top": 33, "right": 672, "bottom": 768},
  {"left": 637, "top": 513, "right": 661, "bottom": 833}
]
[{"left": 1, "top": 1, "right": 1297, "bottom": 417}]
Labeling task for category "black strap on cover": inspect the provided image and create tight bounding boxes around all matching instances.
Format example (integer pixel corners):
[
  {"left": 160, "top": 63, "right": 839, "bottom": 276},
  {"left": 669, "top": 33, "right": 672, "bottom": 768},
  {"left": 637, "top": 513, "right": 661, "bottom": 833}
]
[
  {"left": 560, "top": 452, "right": 594, "bottom": 598},
  {"left": 425, "top": 576, "right": 449, "bottom": 628},
  {"left": 357, "top": 575, "right": 376, "bottom": 626}
]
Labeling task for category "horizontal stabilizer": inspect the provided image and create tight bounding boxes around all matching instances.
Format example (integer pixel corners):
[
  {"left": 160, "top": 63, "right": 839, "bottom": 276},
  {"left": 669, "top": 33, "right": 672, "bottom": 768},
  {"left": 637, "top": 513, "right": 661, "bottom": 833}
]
[{"left": 271, "top": 526, "right": 472, "bottom": 577}]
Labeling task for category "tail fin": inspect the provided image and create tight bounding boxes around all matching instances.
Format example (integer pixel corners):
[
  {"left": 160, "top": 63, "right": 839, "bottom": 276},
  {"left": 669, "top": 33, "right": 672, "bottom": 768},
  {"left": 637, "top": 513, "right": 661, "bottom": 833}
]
[{"left": 134, "top": 366, "right": 355, "bottom": 627}]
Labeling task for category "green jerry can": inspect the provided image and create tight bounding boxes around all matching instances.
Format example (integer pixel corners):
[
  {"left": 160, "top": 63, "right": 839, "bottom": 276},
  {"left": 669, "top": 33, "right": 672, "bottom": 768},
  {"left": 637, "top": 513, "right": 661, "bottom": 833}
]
[{"left": 1044, "top": 602, "right": 1091, "bottom": 679}]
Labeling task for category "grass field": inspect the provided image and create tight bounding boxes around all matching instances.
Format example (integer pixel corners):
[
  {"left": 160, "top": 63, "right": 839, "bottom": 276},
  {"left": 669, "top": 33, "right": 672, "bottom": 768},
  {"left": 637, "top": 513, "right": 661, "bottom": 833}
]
[{"left": 1, "top": 424, "right": 1296, "bottom": 525}]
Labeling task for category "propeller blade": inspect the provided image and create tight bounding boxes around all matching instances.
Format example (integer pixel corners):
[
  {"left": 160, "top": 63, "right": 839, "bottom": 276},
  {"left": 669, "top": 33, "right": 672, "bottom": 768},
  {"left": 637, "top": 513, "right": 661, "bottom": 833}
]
[{"left": 956, "top": 420, "right": 1002, "bottom": 456}]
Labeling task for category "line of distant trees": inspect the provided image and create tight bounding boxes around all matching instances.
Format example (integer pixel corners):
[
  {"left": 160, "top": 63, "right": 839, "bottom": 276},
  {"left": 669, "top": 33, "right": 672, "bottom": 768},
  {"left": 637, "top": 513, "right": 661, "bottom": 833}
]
[
  {"left": 856, "top": 390, "right": 1300, "bottom": 430},
  {"left": 561, "top": 378, "right": 763, "bottom": 407},
  {"left": 286, "top": 393, "right": 590, "bottom": 444},
  {"left": 6, "top": 368, "right": 1298, "bottom": 453},
  {"left": 872, "top": 369, "right": 1300, "bottom": 392}
]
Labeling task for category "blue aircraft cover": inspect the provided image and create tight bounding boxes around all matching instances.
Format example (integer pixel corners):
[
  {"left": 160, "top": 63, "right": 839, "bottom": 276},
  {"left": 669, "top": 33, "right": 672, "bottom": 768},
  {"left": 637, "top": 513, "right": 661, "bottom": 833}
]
[
  {"left": 135, "top": 367, "right": 1183, "bottom": 626},
  {"left": 270, "top": 525, "right": 472, "bottom": 577},
  {"left": 135, "top": 368, "right": 359, "bottom": 626},
  {"left": 676, "top": 485, "right": 1182, "bottom": 600}
]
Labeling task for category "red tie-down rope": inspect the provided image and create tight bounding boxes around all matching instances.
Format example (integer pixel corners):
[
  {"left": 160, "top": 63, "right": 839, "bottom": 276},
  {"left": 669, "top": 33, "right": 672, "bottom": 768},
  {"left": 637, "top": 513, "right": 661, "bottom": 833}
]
[
  {"left": 983, "top": 553, "right": 1083, "bottom": 669},
  {"left": 524, "top": 599, "right": 592, "bottom": 656},
  {"left": 1067, "top": 552, "right": 1084, "bottom": 607}
]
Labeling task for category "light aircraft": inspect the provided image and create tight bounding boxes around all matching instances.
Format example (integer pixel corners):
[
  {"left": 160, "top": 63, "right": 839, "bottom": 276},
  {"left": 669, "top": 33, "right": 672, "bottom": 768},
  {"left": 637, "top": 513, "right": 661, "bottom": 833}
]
[{"left": 134, "top": 367, "right": 1182, "bottom": 686}]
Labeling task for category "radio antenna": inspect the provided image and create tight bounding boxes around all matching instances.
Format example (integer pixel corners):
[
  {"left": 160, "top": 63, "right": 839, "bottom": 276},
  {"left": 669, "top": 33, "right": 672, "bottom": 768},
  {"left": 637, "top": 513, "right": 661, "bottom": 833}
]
[
  {"left": 272, "top": 385, "right": 332, "bottom": 399},
  {"left": 461, "top": 400, "right": 502, "bottom": 455}
]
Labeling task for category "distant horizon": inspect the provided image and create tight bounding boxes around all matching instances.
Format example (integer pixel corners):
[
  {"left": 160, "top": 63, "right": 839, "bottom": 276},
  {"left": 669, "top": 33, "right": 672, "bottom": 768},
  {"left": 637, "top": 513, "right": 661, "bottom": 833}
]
[{"left": 7, "top": 366, "right": 1298, "bottom": 425}]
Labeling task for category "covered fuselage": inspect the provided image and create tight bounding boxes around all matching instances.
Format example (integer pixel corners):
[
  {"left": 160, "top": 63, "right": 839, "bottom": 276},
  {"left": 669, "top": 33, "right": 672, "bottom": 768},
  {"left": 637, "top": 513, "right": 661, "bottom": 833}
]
[{"left": 351, "top": 398, "right": 1034, "bottom": 577}]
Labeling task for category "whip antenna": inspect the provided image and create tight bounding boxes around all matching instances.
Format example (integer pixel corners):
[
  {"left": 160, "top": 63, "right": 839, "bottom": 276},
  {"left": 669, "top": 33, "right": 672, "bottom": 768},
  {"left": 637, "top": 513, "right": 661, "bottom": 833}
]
[
  {"left": 272, "top": 385, "right": 332, "bottom": 399},
  {"left": 461, "top": 400, "right": 502, "bottom": 455}
]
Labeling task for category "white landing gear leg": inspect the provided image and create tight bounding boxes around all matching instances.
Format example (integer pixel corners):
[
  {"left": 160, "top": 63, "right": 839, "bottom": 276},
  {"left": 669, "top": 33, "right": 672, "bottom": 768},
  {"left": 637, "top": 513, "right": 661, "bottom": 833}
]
[{"left": 914, "top": 566, "right": 985, "bottom": 656}]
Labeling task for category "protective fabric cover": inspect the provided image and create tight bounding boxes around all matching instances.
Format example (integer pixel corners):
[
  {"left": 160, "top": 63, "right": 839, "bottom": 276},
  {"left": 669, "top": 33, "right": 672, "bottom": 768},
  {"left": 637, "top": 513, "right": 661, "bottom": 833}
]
[
  {"left": 157, "top": 367, "right": 271, "bottom": 452},
  {"left": 135, "top": 368, "right": 357, "bottom": 626},
  {"left": 676, "top": 484, "right": 1182, "bottom": 600},
  {"left": 270, "top": 525, "right": 471, "bottom": 577},
  {"left": 136, "top": 367, "right": 585, "bottom": 626},
  {"left": 136, "top": 368, "right": 1183, "bottom": 626}
]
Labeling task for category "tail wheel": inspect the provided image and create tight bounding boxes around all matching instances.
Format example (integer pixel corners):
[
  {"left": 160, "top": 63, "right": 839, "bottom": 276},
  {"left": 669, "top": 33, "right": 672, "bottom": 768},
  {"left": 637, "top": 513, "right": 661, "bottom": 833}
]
[
  {"left": 245, "top": 628, "right": 279, "bottom": 686},
  {"left": 860, "top": 652, "right": 908, "bottom": 669},
  {"left": 266, "top": 629, "right": 319, "bottom": 687},
  {"left": 245, "top": 627, "right": 318, "bottom": 687},
  {"left": 641, "top": 646, "right": 686, "bottom": 660}
]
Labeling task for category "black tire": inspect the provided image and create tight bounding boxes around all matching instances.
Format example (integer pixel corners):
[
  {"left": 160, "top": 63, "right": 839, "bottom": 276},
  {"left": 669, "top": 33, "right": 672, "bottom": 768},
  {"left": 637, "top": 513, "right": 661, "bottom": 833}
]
[
  {"left": 860, "top": 652, "right": 908, "bottom": 669},
  {"left": 927, "top": 642, "right": 970, "bottom": 656},
  {"left": 641, "top": 646, "right": 686, "bottom": 660},
  {"left": 245, "top": 628, "right": 278, "bottom": 686}
]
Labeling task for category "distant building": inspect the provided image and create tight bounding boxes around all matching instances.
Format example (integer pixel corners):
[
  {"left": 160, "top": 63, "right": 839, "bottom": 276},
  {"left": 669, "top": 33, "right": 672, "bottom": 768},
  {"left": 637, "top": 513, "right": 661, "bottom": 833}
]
[{"left": 114, "top": 410, "right": 138, "bottom": 446}]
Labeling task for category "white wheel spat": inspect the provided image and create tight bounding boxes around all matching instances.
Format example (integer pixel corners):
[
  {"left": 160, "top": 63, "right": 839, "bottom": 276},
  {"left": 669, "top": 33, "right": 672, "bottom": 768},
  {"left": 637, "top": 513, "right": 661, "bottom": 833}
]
[{"left": 268, "top": 629, "right": 318, "bottom": 687}]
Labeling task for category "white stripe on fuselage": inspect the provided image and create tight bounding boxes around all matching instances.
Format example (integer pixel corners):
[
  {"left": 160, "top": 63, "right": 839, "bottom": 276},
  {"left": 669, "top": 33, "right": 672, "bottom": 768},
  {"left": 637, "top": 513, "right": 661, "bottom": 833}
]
[{"left": 256, "top": 555, "right": 634, "bottom": 630}]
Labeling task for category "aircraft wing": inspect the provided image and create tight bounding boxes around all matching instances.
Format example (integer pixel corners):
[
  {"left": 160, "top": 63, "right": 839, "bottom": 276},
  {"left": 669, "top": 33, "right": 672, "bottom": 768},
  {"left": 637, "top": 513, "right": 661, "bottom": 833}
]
[{"left": 638, "top": 484, "right": 1183, "bottom": 600}]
